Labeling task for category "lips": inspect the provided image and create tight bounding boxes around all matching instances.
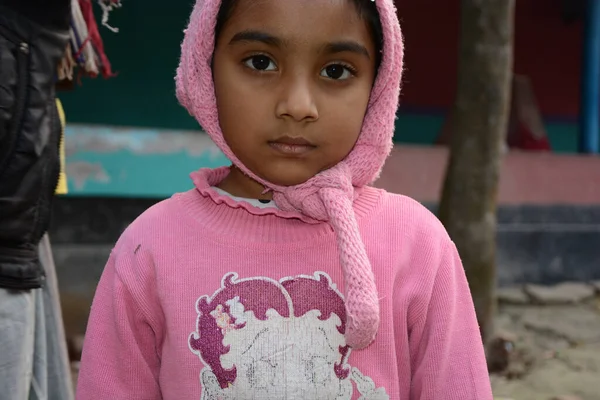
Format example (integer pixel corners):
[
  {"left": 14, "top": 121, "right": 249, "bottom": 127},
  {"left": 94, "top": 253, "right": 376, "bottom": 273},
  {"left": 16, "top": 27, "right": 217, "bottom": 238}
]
[{"left": 268, "top": 136, "right": 316, "bottom": 156}]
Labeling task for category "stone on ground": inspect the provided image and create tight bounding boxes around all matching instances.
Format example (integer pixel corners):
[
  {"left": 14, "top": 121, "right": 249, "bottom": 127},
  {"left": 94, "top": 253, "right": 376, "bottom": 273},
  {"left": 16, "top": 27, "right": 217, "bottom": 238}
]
[
  {"left": 498, "top": 286, "right": 530, "bottom": 305},
  {"left": 524, "top": 283, "right": 595, "bottom": 305}
]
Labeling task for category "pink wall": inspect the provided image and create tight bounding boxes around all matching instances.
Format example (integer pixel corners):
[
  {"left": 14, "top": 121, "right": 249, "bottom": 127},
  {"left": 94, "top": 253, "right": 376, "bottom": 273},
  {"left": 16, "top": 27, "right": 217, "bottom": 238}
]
[{"left": 377, "top": 146, "right": 600, "bottom": 205}]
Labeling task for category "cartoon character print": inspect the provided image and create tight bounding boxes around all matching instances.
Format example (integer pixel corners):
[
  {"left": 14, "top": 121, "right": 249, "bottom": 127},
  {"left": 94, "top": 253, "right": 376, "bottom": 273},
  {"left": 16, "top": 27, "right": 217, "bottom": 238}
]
[{"left": 189, "top": 272, "right": 389, "bottom": 400}]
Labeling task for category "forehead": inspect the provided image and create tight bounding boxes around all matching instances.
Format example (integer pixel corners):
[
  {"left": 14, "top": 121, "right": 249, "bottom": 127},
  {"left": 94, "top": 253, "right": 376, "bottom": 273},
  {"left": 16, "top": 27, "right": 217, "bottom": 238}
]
[{"left": 222, "top": 0, "right": 371, "bottom": 45}]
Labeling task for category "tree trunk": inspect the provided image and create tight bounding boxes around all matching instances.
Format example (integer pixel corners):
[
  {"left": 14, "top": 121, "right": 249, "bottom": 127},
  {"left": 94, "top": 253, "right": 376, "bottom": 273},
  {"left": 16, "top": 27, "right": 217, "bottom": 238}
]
[{"left": 438, "top": 0, "right": 515, "bottom": 345}]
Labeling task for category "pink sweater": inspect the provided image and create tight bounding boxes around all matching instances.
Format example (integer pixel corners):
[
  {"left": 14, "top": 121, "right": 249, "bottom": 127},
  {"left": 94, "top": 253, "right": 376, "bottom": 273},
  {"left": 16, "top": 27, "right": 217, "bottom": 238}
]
[{"left": 76, "top": 169, "right": 493, "bottom": 400}]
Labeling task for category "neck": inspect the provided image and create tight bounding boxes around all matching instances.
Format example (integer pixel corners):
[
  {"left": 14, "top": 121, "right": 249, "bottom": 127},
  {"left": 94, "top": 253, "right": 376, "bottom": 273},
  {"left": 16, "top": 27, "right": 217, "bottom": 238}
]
[{"left": 217, "top": 165, "right": 273, "bottom": 200}]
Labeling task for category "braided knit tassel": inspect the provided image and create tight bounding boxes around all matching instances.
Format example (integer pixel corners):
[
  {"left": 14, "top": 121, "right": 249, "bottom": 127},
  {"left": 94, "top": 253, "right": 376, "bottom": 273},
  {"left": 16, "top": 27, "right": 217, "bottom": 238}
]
[{"left": 321, "top": 189, "right": 380, "bottom": 349}]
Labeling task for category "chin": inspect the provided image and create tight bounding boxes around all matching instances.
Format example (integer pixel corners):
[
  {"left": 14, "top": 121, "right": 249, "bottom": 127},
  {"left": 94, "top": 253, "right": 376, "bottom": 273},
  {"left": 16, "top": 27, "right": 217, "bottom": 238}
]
[
  {"left": 266, "top": 175, "right": 312, "bottom": 187},
  {"left": 261, "top": 170, "right": 315, "bottom": 187}
]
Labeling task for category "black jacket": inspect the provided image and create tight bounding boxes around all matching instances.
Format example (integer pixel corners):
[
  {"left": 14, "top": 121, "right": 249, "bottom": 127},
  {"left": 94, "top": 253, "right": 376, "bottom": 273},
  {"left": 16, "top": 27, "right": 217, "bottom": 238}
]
[{"left": 0, "top": 1, "right": 70, "bottom": 289}]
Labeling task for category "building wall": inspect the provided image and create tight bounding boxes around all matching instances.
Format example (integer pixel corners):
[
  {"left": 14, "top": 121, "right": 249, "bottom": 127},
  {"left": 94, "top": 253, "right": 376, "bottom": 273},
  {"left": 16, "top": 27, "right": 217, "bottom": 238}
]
[
  {"left": 58, "top": 0, "right": 583, "bottom": 153},
  {"left": 397, "top": 0, "right": 581, "bottom": 118},
  {"left": 394, "top": 0, "right": 582, "bottom": 152}
]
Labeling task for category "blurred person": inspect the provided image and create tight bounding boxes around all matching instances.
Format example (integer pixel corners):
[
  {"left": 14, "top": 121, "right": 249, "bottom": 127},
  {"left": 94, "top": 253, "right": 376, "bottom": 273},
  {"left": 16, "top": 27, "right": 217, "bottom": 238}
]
[{"left": 0, "top": 0, "right": 74, "bottom": 398}]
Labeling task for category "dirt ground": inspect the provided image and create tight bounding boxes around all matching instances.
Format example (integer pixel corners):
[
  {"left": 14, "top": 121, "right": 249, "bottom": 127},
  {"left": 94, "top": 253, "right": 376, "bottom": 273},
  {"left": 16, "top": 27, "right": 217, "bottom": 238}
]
[{"left": 491, "top": 284, "right": 600, "bottom": 400}]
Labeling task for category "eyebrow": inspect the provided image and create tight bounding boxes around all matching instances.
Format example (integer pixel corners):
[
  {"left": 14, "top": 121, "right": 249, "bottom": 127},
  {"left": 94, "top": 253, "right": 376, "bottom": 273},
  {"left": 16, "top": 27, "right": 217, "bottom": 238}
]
[
  {"left": 324, "top": 41, "right": 371, "bottom": 59},
  {"left": 229, "top": 30, "right": 370, "bottom": 60},
  {"left": 229, "top": 30, "right": 283, "bottom": 47}
]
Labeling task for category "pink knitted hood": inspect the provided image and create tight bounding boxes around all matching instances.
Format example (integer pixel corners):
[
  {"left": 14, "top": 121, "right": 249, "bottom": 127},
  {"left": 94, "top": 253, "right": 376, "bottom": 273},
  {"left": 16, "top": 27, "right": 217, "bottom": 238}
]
[{"left": 176, "top": 0, "right": 404, "bottom": 349}]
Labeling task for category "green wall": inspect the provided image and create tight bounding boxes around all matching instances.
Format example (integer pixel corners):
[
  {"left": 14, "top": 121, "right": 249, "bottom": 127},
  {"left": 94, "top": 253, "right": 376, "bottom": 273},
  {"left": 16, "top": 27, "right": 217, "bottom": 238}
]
[{"left": 59, "top": 1, "right": 198, "bottom": 130}]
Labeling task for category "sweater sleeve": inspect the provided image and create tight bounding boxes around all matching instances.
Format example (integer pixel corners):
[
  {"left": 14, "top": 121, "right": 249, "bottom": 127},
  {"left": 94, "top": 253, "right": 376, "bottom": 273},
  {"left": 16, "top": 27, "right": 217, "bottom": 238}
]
[
  {"left": 76, "top": 238, "right": 163, "bottom": 400},
  {"left": 408, "top": 239, "right": 493, "bottom": 400}
]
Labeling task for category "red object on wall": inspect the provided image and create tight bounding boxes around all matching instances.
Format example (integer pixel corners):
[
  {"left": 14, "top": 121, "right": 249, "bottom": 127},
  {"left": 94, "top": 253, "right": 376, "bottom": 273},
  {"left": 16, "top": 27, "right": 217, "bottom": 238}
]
[{"left": 507, "top": 75, "right": 552, "bottom": 151}]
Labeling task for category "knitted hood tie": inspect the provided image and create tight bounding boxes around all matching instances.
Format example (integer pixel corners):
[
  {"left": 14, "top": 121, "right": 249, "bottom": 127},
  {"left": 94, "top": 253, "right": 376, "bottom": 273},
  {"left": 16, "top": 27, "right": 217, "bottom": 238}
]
[
  {"left": 273, "top": 164, "right": 379, "bottom": 348},
  {"left": 176, "top": 0, "right": 404, "bottom": 349}
]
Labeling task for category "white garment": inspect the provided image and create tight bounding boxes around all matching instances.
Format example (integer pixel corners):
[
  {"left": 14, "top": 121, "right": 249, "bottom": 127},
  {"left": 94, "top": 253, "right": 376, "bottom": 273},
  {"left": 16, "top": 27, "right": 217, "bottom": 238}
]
[{"left": 211, "top": 187, "right": 277, "bottom": 209}]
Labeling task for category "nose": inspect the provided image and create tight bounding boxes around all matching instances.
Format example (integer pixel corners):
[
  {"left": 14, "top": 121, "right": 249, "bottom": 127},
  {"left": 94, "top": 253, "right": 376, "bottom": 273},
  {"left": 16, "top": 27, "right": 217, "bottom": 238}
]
[{"left": 275, "top": 74, "right": 319, "bottom": 122}]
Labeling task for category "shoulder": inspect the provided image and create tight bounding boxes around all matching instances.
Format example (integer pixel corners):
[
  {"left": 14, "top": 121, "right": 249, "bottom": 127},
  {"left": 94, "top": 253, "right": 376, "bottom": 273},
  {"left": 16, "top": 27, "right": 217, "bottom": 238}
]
[
  {"left": 368, "top": 189, "right": 463, "bottom": 320},
  {"left": 105, "top": 191, "right": 201, "bottom": 288},
  {"left": 367, "top": 187, "right": 451, "bottom": 246},
  {"left": 112, "top": 190, "right": 195, "bottom": 254},
  {"left": 362, "top": 188, "right": 457, "bottom": 287}
]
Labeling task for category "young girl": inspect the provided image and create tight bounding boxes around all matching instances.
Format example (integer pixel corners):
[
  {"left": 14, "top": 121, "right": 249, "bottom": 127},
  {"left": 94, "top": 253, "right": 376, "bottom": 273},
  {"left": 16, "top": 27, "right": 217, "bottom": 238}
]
[{"left": 76, "top": 0, "right": 493, "bottom": 398}]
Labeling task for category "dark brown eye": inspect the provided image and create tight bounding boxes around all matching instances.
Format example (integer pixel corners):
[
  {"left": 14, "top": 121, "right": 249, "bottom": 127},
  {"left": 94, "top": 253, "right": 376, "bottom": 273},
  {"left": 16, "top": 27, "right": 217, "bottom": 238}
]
[
  {"left": 321, "top": 64, "right": 353, "bottom": 80},
  {"left": 245, "top": 55, "right": 276, "bottom": 71}
]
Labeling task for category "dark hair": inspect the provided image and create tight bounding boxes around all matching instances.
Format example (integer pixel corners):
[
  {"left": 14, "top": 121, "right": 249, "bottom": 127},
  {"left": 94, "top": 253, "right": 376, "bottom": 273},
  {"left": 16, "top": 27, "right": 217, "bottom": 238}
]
[{"left": 214, "top": 0, "right": 383, "bottom": 69}]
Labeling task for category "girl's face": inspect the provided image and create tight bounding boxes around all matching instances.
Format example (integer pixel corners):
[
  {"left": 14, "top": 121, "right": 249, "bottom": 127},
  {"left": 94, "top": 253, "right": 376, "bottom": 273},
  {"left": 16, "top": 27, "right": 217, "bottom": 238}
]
[{"left": 213, "top": 0, "right": 377, "bottom": 190}]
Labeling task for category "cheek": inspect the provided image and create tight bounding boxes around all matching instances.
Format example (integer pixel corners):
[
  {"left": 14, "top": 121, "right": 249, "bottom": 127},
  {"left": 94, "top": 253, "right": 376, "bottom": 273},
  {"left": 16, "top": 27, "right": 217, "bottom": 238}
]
[
  {"left": 215, "top": 78, "right": 270, "bottom": 147},
  {"left": 322, "top": 90, "right": 371, "bottom": 152},
  {"left": 216, "top": 73, "right": 252, "bottom": 121}
]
